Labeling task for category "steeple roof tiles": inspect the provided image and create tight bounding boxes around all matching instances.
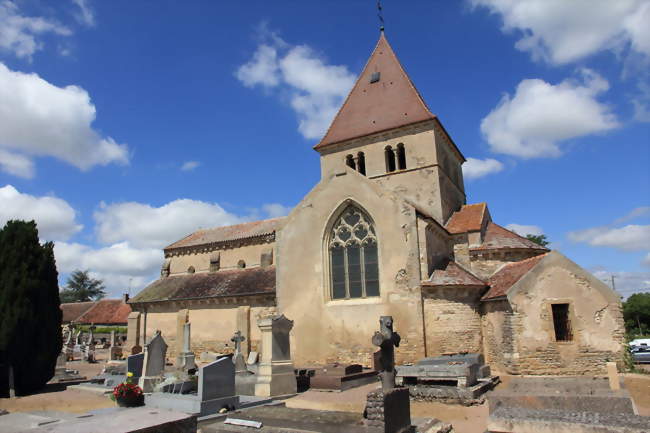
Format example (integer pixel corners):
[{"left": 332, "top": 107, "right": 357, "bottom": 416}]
[
  {"left": 315, "top": 32, "right": 436, "bottom": 149},
  {"left": 445, "top": 203, "right": 489, "bottom": 234},
  {"left": 482, "top": 253, "right": 548, "bottom": 300}
]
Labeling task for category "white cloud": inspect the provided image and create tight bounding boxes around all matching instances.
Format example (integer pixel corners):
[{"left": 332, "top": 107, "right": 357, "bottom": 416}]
[
  {"left": 94, "top": 199, "right": 245, "bottom": 249},
  {"left": 0, "top": 184, "right": 82, "bottom": 241},
  {"left": 462, "top": 157, "right": 504, "bottom": 180},
  {"left": 236, "top": 28, "right": 355, "bottom": 139},
  {"left": 481, "top": 69, "right": 619, "bottom": 158},
  {"left": 613, "top": 206, "right": 650, "bottom": 224},
  {"left": 0, "top": 0, "right": 71, "bottom": 60},
  {"left": 262, "top": 203, "right": 292, "bottom": 218},
  {"left": 54, "top": 241, "right": 162, "bottom": 297},
  {"left": 569, "top": 224, "right": 650, "bottom": 251},
  {"left": 71, "top": 0, "right": 94, "bottom": 27},
  {"left": 632, "top": 80, "right": 650, "bottom": 123},
  {"left": 506, "top": 224, "right": 544, "bottom": 237},
  {"left": 590, "top": 267, "right": 650, "bottom": 298},
  {"left": 0, "top": 148, "right": 34, "bottom": 178},
  {"left": 470, "top": 0, "right": 650, "bottom": 65},
  {"left": 0, "top": 63, "right": 129, "bottom": 177},
  {"left": 181, "top": 161, "right": 200, "bottom": 171}
]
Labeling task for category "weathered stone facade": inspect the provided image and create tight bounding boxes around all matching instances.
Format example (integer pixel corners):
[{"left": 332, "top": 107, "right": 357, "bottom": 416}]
[{"left": 129, "top": 32, "right": 624, "bottom": 376}]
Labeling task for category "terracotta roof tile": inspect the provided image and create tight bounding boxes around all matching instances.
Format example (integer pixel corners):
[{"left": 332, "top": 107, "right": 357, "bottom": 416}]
[
  {"left": 75, "top": 299, "right": 132, "bottom": 325},
  {"left": 423, "top": 261, "right": 486, "bottom": 287},
  {"left": 471, "top": 222, "right": 548, "bottom": 251},
  {"left": 60, "top": 301, "right": 96, "bottom": 323},
  {"left": 482, "top": 254, "right": 548, "bottom": 300},
  {"left": 315, "top": 32, "right": 435, "bottom": 149},
  {"left": 445, "top": 203, "right": 488, "bottom": 234},
  {"left": 130, "top": 266, "right": 276, "bottom": 304},
  {"left": 165, "top": 217, "right": 285, "bottom": 251}
]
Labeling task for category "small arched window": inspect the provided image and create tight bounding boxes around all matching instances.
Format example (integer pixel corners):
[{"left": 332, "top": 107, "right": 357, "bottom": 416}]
[
  {"left": 345, "top": 155, "right": 356, "bottom": 170},
  {"left": 385, "top": 146, "right": 396, "bottom": 173},
  {"left": 329, "top": 205, "right": 379, "bottom": 299},
  {"left": 237, "top": 260, "right": 246, "bottom": 269},
  {"left": 396, "top": 143, "right": 406, "bottom": 170},
  {"left": 357, "top": 152, "right": 366, "bottom": 176},
  {"left": 187, "top": 266, "right": 195, "bottom": 274}
]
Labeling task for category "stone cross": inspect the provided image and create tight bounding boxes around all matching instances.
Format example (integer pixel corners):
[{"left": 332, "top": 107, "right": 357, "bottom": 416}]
[
  {"left": 64, "top": 323, "right": 76, "bottom": 346},
  {"left": 86, "top": 323, "right": 96, "bottom": 345},
  {"left": 231, "top": 330, "right": 247, "bottom": 373},
  {"left": 231, "top": 331, "right": 245, "bottom": 354},
  {"left": 371, "top": 316, "right": 401, "bottom": 392}
]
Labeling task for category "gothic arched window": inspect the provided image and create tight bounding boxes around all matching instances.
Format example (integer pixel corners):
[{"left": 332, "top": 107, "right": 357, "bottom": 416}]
[
  {"left": 329, "top": 205, "right": 379, "bottom": 299},
  {"left": 345, "top": 154, "right": 356, "bottom": 170}
]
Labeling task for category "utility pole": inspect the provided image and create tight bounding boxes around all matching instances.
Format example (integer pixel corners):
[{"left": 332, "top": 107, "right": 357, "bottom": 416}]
[{"left": 611, "top": 275, "right": 616, "bottom": 291}]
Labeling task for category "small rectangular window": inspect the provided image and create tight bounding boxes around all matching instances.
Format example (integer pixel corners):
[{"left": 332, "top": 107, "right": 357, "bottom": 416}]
[
  {"left": 370, "top": 72, "right": 381, "bottom": 83},
  {"left": 552, "top": 303, "right": 572, "bottom": 341}
]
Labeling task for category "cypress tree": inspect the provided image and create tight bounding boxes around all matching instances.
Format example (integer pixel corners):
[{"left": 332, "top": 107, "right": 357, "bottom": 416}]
[{"left": 0, "top": 220, "right": 62, "bottom": 395}]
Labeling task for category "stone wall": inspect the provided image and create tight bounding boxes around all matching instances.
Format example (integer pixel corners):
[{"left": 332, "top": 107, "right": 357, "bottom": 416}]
[
  {"left": 423, "top": 286, "right": 483, "bottom": 356},
  {"left": 481, "top": 299, "right": 521, "bottom": 374}
]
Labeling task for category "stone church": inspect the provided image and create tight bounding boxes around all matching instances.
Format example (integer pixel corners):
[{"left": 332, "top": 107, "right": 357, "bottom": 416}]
[{"left": 129, "top": 32, "right": 624, "bottom": 375}]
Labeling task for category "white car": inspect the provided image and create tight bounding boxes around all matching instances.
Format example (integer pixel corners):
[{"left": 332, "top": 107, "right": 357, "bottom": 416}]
[{"left": 629, "top": 338, "right": 650, "bottom": 348}]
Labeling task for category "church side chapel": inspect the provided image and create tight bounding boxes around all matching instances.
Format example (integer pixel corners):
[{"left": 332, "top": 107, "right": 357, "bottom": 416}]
[{"left": 129, "top": 32, "right": 624, "bottom": 376}]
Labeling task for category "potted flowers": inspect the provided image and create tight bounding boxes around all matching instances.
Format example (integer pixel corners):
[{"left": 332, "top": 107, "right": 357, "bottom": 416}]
[{"left": 111, "top": 372, "right": 144, "bottom": 407}]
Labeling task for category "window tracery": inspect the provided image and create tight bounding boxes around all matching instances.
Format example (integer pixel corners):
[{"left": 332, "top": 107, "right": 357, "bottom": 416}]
[{"left": 329, "top": 206, "right": 380, "bottom": 299}]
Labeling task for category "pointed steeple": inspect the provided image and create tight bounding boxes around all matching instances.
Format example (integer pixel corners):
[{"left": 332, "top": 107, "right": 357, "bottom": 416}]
[{"left": 315, "top": 32, "right": 435, "bottom": 150}]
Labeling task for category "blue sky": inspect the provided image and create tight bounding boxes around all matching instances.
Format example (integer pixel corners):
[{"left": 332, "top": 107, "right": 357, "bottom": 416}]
[{"left": 0, "top": 0, "right": 648, "bottom": 298}]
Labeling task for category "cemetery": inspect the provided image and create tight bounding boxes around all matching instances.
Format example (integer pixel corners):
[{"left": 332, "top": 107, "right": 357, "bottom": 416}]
[{"left": 2, "top": 312, "right": 650, "bottom": 433}]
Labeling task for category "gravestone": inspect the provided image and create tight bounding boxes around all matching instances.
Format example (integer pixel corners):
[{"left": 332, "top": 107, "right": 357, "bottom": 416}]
[
  {"left": 231, "top": 331, "right": 247, "bottom": 373},
  {"left": 126, "top": 311, "right": 142, "bottom": 355},
  {"left": 232, "top": 330, "right": 256, "bottom": 395},
  {"left": 310, "top": 363, "right": 377, "bottom": 392},
  {"left": 175, "top": 322, "right": 197, "bottom": 372},
  {"left": 84, "top": 341, "right": 97, "bottom": 363},
  {"left": 87, "top": 324, "right": 96, "bottom": 345},
  {"left": 363, "top": 316, "right": 414, "bottom": 433},
  {"left": 128, "top": 352, "right": 145, "bottom": 381},
  {"left": 146, "top": 357, "right": 239, "bottom": 417},
  {"left": 9, "top": 365, "right": 15, "bottom": 398},
  {"left": 109, "top": 330, "right": 123, "bottom": 360},
  {"left": 175, "top": 309, "right": 189, "bottom": 367},
  {"left": 254, "top": 314, "right": 297, "bottom": 397},
  {"left": 138, "top": 330, "right": 168, "bottom": 392}
]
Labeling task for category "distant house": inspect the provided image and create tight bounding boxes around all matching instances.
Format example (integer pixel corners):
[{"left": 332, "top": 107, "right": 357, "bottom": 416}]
[{"left": 61, "top": 295, "right": 131, "bottom": 326}]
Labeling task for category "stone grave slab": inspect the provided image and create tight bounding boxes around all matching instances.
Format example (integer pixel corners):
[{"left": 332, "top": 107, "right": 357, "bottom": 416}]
[
  {"left": 146, "top": 357, "right": 239, "bottom": 417},
  {"left": 310, "top": 363, "right": 378, "bottom": 392}
]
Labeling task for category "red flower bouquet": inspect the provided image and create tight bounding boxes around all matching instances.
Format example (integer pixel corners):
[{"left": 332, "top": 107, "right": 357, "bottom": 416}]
[{"left": 111, "top": 382, "right": 144, "bottom": 407}]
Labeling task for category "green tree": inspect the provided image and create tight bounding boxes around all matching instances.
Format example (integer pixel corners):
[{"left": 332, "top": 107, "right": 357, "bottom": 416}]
[
  {"left": 0, "top": 220, "right": 62, "bottom": 396},
  {"left": 623, "top": 292, "right": 650, "bottom": 335},
  {"left": 59, "top": 270, "right": 106, "bottom": 303},
  {"left": 526, "top": 234, "right": 550, "bottom": 247}
]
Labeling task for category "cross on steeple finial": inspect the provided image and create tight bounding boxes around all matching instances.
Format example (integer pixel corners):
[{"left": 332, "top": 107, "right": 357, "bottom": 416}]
[{"left": 377, "top": 0, "right": 385, "bottom": 32}]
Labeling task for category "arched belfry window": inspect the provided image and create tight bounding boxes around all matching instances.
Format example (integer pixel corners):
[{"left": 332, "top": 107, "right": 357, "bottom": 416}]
[
  {"left": 345, "top": 155, "right": 356, "bottom": 170},
  {"left": 385, "top": 146, "right": 396, "bottom": 173},
  {"left": 357, "top": 152, "right": 366, "bottom": 176},
  {"left": 396, "top": 143, "right": 406, "bottom": 170},
  {"left": 329, "top": 205, "right": 380, "bottom": 299}
]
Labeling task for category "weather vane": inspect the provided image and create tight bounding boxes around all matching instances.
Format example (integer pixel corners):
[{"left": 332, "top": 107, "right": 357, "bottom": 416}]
[{"left": 377, "top": 0, "right": 385, "bottom": 32}]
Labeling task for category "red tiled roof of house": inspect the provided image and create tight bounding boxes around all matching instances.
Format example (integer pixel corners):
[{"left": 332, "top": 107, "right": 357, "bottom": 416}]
[
  {"left": 482, "top": 254, "right": 548, "bottom": 300},
  {"left": 423, "top": 261, "right": 486, "bottom": 287},
  {"left": 75, "top": 299, "right": 132, "bottom": 325},
  {"left": 165, "top": 217, "right": 285, "bottom": 251},
  {"left": 445, "top": 203, "right": 488, "bottom": 234},
  {"left": 315, "top": 32, "right": 436, "bottom": 150},
  {"left": 471, "top": 222, "right": 549, "bottom": 251},
  {"left": 60, "top": 301, "right": 95, "bottom": 323},
  {"left": 130, "top": 266, "right": 276, "bottom": 304}
]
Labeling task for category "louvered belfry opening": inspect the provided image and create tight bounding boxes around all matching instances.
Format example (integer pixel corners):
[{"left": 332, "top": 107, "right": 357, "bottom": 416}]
[{"left": 552, "top": 303, "right": 572, "bottom": 341}]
